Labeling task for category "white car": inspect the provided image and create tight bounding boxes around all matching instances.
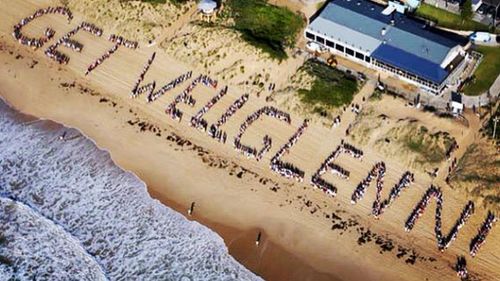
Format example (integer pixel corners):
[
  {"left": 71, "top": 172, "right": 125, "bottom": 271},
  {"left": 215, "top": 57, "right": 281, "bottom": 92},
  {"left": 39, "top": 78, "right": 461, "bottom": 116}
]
[
  {"left": 470, "top": 32, "right": 492, "bottom": 43},
  {"left": 306, "top": 41, "right": 326, "bottom": 53}
]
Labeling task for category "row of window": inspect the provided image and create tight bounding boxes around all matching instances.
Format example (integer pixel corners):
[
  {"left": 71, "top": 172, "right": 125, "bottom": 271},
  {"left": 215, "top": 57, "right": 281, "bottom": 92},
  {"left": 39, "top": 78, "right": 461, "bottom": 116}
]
[
  {"left": 306, "top": 30, "right": 445, "bottom": 93},
  {"left": 374, "top": 60, "right": 440, "bottom": 90},
  {"left": 306, "top": 31, "right": 370, "bottom": 63}
]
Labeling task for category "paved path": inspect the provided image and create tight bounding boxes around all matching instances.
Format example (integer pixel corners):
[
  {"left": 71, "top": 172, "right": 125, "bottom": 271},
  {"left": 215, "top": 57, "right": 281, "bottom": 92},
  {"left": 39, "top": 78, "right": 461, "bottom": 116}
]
[{"left": 462, "top": 75, "right": 500, "bottom": 107}]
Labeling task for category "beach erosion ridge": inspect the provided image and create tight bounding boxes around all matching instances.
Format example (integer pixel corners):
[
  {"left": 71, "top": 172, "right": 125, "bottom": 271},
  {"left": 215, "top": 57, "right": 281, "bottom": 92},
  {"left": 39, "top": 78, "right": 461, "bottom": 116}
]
[{"left": 0, "top": 1, "right": 499, "bottom": 281}]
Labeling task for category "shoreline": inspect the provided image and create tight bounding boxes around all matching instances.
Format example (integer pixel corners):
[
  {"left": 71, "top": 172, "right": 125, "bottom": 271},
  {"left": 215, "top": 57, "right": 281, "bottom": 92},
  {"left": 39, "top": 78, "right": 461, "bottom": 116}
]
[
  {"left": 0, "top": 95, "right": 340, "bottom": 281},
  {"left": 1, "top": 1, "right": 499, "bottom": 280}
]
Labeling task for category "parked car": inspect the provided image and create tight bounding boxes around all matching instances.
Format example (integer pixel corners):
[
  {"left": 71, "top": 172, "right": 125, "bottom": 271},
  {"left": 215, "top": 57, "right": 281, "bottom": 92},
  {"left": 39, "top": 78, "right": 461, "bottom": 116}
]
[
  {"left": 306, "top": 41, "right": 326, "bottom": 53},
  {"left": 470, "top": 32, "right": 492, "bottom": 42}
]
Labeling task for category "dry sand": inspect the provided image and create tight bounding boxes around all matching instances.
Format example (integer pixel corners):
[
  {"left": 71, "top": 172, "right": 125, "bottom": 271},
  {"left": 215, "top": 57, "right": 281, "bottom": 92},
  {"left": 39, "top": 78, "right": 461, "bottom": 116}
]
[{"left": 1, "top": 1, "right": 499, "bottom": 280}]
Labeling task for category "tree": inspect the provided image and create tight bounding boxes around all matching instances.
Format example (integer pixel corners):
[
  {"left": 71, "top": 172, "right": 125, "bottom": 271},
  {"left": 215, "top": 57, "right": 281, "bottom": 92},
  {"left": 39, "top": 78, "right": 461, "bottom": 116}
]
[{"left": 461, "top": 0, "right": 473, "bottom": 22}]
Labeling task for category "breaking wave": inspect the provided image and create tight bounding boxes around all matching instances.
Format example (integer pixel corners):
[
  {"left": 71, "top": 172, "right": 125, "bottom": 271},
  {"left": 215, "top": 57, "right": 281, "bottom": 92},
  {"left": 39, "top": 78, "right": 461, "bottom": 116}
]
[{"left": 0, "top": 99, "right": 261, "bottom": 281}]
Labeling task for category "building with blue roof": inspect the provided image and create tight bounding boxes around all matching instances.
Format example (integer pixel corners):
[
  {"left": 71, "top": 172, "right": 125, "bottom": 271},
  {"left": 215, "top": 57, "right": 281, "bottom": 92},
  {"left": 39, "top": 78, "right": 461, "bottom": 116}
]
[{"left": 305, "top": 0, "right": 471, "bottom": 94}]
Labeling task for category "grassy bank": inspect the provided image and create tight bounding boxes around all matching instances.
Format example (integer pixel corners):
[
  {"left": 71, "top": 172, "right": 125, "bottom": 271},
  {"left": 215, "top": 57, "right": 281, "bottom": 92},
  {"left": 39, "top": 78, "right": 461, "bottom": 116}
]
[
  {"left": 483, "top": 105, "right": 500, "bottom": 140},
  {"left": 401, "top": 125, "right": 455, "bottom": 164},
  {"left": 227, "top": 0, "right": 304, "bottom": 60},
  {"left": 462, "top": 46, "right": 500, "bottom": 96},
  {"left": 415, "top": 3, "right": 489, "bottom": 31},
  {"left": 297, "top": 60, "right": 358, "bottom": 110},
  {"left": 451, "top": 142, "right": 500, "bottom": 212}
]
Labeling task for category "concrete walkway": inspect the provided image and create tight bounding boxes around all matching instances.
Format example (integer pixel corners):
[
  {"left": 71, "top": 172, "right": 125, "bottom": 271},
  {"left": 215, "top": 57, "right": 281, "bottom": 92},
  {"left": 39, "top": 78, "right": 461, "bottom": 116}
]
[{"left": 462, "top": 74, "right": 500, "bottom": 107}]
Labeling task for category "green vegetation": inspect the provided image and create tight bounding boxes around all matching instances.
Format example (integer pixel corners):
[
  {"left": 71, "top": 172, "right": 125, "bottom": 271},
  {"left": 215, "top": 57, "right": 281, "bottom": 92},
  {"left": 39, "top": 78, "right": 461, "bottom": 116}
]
[
  {"left": 462, "top": 46, "right": 500, "bottom": 96},
  {"left": 369, "top": 88, "right": 384, "bottom": 101},
  {"left": 297, "top": 60, "right": 358, "bottom": 109},
  {"left": 402, "top": 125, "right": 454, "bottom": 163},
  {"left": 451, "top": 143, "right": 500, "bottom": 211},
  {"left": 415, "top": 3, "right": 489, "bottom": 31},
  {"left": 460, "top": 0, "right": 473, "bottom": 21},
  {"left": 227, "top": 0, "right": 304, "bottom": 60}
]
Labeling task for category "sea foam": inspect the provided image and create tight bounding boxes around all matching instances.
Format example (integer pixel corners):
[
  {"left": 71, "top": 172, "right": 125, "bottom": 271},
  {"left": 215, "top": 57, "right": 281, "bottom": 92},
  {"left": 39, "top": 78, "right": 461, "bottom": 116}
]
[{"left": 0, "top": 100, "right": 261, "bottom": 281}]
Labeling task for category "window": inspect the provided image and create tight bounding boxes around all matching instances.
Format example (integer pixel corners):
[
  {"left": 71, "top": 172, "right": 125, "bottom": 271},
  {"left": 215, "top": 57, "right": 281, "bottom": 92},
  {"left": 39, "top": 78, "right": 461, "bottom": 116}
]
[
  {"left": 355, "top": 52, "right": 364, "bottom": 60},
  {"left": 364, "top": 56, "right": 371, "bottom": 63},
  {"left": 316, "top": 36, "right": 325, "bottom": 44},
  {"left": 346, "top": 48, "right": 354, "bottom": 56},
  {"left": 326, "top": 40, "right": 334, "bottom": 48},
  {"left": 335, "top": 43, "right": 344, "bottom": 52},
  {"left": 305, "top": 32, "right": 315, "bottom": 40}
]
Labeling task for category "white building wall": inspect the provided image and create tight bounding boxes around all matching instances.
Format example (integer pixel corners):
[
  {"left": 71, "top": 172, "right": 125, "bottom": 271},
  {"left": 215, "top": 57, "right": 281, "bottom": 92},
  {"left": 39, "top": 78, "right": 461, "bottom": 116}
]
[{"left": 305, "top": 28, "right": 445, "bottom": 95}]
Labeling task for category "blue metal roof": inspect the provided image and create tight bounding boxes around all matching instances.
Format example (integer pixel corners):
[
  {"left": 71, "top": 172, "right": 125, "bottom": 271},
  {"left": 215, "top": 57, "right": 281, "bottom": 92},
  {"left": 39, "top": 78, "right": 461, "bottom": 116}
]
[{"left": 371, "top": 44, "right": 449, "bottom": 83}]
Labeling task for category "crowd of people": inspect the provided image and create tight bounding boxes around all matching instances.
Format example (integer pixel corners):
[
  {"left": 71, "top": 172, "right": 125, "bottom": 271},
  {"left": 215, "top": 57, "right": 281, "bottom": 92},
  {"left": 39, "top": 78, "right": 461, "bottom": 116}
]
[
  {"left": 269, "top": 120, "right": 309, "bottom": 181},
  {"left": 45, "top": 46, "right": 70, "bottom": 64},
  {"left": 165, "top": 74, "right": 218, "bottom": 121},
  {"left": 310, "top": 143, "right": 361, "bottom": 197},
  {"left": 209, "top": 94, "right": 249, "bottom": 140},
  {"left": 45, "top": 21, "right": 103, "bottom": 64},
  {"left": 310, "top": 142, "right": 366, "bottom": 197},
  {"left": 470, "top": 211, "right": 496, "bottom": 257},
  {"left": 455, "top": 256, "right": 468, "bottom": 279},
  {"left": 342, "top": 142, "right": 364, "bottom": 159},
  {"left": 80, "top": 22, "right": 103, "bottom": 36},
  {"left": 328, "top": 163, "right": 350, "bottom": 179},
  {"left": 258, "top": 135, "right": 273, "bottom": 160},
  {"left": 351, "top": 162, "right": 386, "bottom": 205},
  {"left": 108, "top": 34, "right": 138, "bottom": 49},
  {"left": 233, "top": 106, "right": 291, "bottom": 159},
  {"left": 147, "top": 71, "right": 193, "bottom": 102},
  {"left": 190, "top": 85, "right": 228, "bottom": 132},
  {"left": 13, "top": 10, "right": 494, "bottom": 260},
  {"left": 12, "top": 6, "right": 73, "bottom": 49},
  {"left": 405, "top": 186, "right": 477, "bottom": 251},
  {"left": 85, "top": 43, "right": 119, "bottom": 75},
  {"left": 439, "top": 201, "right": 475, "bottom": 251},
  {"left": 373, "top": 171, "right": 414, "bottom": 217},
  {"left": 131, "top": 52, "right": 156, "bottom": 98},
  {"left": 405, "top": 186, "right": 442, "bottom": 232}
]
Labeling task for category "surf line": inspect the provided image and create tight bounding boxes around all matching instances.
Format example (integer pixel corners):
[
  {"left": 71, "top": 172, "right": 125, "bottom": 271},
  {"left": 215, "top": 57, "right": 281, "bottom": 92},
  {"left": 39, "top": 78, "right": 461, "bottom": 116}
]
[{"left": 11, "top": 6, "right": 497, "bottom": 260}]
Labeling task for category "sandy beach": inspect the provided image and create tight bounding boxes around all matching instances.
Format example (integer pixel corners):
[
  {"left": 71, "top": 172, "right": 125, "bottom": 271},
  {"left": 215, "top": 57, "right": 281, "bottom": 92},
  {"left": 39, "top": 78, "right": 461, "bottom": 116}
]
[{"left": 1, "top": 1, "right": 499, "bottom": 280}]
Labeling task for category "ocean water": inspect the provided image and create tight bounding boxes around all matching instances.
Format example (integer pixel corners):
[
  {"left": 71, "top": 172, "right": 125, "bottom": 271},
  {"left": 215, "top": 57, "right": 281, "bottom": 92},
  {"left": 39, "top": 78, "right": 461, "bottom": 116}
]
[{"left": 0, "top": 100, "right": 261, "bottom": 281}]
